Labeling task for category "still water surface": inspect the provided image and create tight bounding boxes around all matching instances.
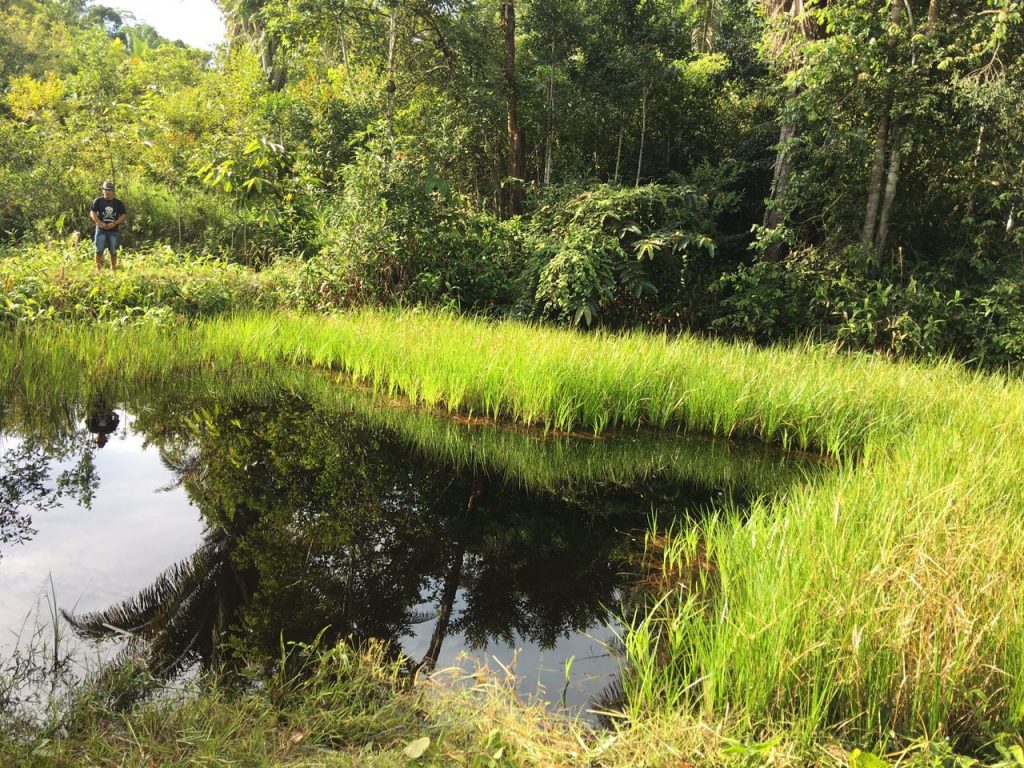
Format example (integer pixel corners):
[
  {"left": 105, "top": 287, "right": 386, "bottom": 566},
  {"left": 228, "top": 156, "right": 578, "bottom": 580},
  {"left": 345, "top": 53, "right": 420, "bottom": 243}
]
[{"left": 1, "top": 388, "right": 809, "bottom": 716}]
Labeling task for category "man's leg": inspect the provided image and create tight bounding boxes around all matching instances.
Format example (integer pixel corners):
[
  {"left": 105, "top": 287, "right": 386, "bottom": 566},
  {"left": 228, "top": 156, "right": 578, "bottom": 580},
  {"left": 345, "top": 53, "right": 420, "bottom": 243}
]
[
  {"left": 94, "top": 228, "right": 105, "bottom": 269},
  {"left": 109, "top": 232, "right": 120, "bottom": 270}
]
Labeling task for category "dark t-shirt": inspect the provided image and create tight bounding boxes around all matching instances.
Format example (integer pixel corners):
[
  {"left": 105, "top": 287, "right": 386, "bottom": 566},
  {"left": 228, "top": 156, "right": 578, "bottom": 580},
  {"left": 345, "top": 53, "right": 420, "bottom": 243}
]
[
  {"left": 91, "top": 197, "right": 127, "bottom": 231},
  {"left": 86, "top": 409, "right": 120, "bottom": 436}
]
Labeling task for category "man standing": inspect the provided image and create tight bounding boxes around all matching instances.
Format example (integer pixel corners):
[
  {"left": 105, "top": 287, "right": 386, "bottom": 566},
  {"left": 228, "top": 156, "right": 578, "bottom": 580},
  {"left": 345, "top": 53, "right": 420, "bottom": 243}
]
[{"left": 90, "top": 181, "right": 127, "bottom": 270}]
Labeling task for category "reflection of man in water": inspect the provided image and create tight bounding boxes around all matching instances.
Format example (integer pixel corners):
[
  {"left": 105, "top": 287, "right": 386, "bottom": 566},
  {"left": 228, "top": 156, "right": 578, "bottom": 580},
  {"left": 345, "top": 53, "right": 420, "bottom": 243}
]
[{"left": 86, "top": 399, "right": 120, "bottom": 448}]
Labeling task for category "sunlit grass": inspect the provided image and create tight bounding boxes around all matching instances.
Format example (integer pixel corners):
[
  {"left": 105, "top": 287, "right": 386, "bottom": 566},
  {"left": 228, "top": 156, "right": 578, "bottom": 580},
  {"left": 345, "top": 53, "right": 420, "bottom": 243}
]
[
  {"left": 0, "top": 327, "right": 820, "bottom": 496},
  {"left": 2, "top": 309, "right": 958, "bottom": 457},
  {"left": 0, "top": 243, "right": 299, "bottom": 323},
  {"left": 231, "top": 309, "right": 962, "bottom": 460}
]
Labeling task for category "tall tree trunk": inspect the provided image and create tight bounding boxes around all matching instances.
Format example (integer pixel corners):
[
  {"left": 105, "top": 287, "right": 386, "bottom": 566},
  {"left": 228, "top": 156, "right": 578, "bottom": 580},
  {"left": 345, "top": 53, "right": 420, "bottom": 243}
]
[
  {"left": 544, "top": 50, "right": 555, "bottom": 185},
  {"left": 385, "top": 3, "right": 399, "bottom": 153},
  {"left": 964, "top": 125, "right": 985, "bottom": 222},
  {"left": 926, "top": 0, "right": 940, "bottom": 36},
  {"left": 861, "top": 0, "right": 902, "bottom": 260},
  {"left": 261, "top": 32, "right": 286, "bottom": 91},
  {"left": 763, "top": 89, "right": 798, "bottom": 261},
  {"left": 874, "top": 124, "right": 902, "bottom": 260},
  {"left": 765, "top": 118, "right": 796, "bottom": 231},
  {"left": 761, "top": 0, "right": 823, "bottom": 259},
  {"left": 501, "top": 0, "right": 526, "bottom": 216},
  {"left": 635, "top": 87, "right": 648, "bottom": 187},
  {"left": 758, "top": 0, "right": 827, "bottom": 260},
  {"left": 484, "top": 132, "right": 503, "bottom": 216},
  {"left": 614, "top": 125, "right": 624, "bottom": 184},
  {"left": 339, "top": 28, "right": 351, "bottom": 79},
  {"left": 861, "top": 112, "right": 890, "bottom": 245},
  {"left": 696, "top": 0, "right": 718, "bottom": 53}
]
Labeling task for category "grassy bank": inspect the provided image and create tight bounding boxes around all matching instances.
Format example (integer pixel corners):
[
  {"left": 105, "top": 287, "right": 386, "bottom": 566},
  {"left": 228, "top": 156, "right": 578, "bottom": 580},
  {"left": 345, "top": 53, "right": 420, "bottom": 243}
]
[
  {"left": 1, "top": 640, "right": 591, "bottom": 768},
  {"left": 3, "top": 311, "right": 1024, "bottom": 764},
  {"left": 2, "top": 310, "right": 963, "bottom": 456},
  {"left": 0, "top": 329, "right": 823, "bottom": 497},
  {"left": 0, "top": 638, "right": 856, "bottom": 768}
]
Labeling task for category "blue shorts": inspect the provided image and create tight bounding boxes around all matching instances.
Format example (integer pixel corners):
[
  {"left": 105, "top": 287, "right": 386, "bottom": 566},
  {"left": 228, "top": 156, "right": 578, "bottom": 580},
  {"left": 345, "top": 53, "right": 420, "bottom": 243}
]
[{"left": 94, "top": 228, "right": 121, "bottom": 255}]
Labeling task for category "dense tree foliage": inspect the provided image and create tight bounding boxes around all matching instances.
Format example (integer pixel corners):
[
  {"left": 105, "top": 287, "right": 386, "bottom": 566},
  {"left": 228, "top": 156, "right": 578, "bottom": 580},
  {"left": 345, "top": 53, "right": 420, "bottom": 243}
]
[{"left": 2, "top": 0, "right": 1024, "bottom": 364}]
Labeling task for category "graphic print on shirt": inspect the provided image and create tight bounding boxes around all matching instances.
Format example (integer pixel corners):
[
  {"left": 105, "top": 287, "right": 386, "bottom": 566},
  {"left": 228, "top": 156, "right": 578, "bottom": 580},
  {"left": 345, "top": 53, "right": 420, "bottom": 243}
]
[{"left": 93, "top": 197, "right": 125, "bottom": 229}]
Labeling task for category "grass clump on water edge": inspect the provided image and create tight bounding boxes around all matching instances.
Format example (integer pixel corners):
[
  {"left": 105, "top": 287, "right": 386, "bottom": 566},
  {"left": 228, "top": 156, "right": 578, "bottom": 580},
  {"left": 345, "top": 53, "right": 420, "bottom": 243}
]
[
  {"left": 0, "top": 636, "right": 563, "bottom": 767},
  {"left": 3, "top": 309, "right": 959, "bottom": 457},
  {"left": 0, "top": 632, "right": 794, "bottom": 768},
  {"left": 4, "top": 640, "right": 1021, "bottom": 768},
  {"left": 4, "top": 311, "right": 1024, "bottom": 762}
]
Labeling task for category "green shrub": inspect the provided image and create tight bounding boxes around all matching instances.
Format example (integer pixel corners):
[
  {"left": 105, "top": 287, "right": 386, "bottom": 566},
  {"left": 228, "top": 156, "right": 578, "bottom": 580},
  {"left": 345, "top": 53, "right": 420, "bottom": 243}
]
[
  {"left": 967, "top": 276, "right": 1024, "bottom": 369},
  {"left": 712, "top": 250, "right": 980, "bottom": 362},
  {"left": 0, "top": 240, "right": 299, "bottom": 324},
  {"left": 522, "top": 183, "right": 719, "bottom": 328},
  {"left": 301, "top": 146, "right": 518, "bottom": 312},
  {"left": 709, "top": 259, "right": 807, "bottom": 343}
]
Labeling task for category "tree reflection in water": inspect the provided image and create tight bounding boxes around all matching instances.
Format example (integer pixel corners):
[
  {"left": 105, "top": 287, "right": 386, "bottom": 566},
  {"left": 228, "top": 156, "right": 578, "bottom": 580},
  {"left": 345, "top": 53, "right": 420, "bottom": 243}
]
[
  {"left": 1, "top": 436, "right": 99, "bottom": 557},
  {"left": 59, "top": 395, "right": 730, "bottom": 695}
]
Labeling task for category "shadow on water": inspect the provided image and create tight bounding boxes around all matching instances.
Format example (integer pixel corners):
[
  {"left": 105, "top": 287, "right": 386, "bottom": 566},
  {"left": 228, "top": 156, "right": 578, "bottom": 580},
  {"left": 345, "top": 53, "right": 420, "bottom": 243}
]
[{"left": 0, "top": 375, "right": 827, "bottom": 717}]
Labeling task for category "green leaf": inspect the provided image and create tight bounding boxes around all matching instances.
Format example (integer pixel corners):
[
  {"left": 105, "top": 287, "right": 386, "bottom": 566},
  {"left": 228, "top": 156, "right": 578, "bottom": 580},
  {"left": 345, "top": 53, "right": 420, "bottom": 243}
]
[
  {"left": 849, "top": 748, "right": 891, "bottom": 768},
  {"left": 403, "top": 736, "right": 431, "bottom": 759},
  {"left": 995, "top": 741, "right": 1024, "bottom": 767}
]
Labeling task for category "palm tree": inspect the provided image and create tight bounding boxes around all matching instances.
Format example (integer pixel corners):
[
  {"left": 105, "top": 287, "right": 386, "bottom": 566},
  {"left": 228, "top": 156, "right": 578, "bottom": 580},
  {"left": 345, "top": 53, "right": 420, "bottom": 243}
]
[{"left": 215, "top": 0, "right": 286, "bottom": 90}]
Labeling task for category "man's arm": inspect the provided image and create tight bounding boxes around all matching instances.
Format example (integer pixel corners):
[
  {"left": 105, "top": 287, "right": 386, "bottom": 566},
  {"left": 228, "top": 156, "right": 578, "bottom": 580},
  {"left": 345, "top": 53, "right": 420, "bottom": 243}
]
[
  {"left": 89, "top": 200, "right": 111, "bottom": 230},
  {"left": 109, "top": 201, "right": 128, "bottom": 230}
]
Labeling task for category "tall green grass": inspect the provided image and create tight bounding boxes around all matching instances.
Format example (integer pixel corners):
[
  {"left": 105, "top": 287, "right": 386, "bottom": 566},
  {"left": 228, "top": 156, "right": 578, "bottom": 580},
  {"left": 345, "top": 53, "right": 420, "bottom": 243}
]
[
  {"left": 197, "top": 310, "right": 983, "bottom": 461},
  {"left": 3, "top": 310, "right": 1024, "bottom": 758},
  {"left": 2, "top": 309, "right": 964, "bottom": 456},
  {"left": 623, "top": 373, "right": 1024, "bottom": 749},
  {"left": 0, "top": 327, "right": 819, "bottom": 496}
]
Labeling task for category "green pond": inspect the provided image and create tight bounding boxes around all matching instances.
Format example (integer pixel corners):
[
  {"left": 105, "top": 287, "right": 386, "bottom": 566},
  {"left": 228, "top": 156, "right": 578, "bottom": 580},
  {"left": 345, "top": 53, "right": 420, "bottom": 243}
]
[{"left": 0, "top": 371, "right": 820, "bottom": 717}]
